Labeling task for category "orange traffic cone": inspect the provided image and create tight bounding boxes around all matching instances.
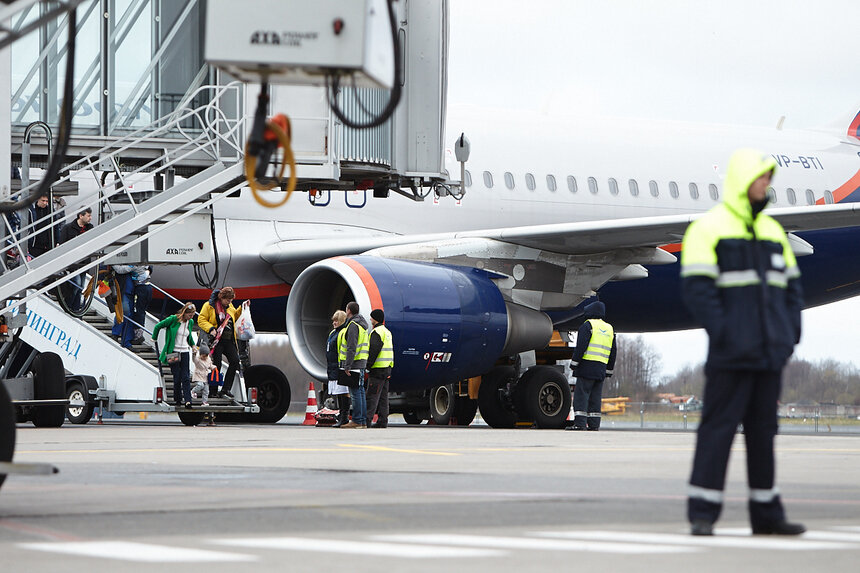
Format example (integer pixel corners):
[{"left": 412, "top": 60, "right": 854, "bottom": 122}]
[{"left": 303, "top": 381, "right": 318, "bottom": 426}]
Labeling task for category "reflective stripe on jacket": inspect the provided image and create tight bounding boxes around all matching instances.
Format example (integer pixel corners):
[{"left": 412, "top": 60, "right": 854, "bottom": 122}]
[
  {"left": 337, "top": 319, "right": 369, "bottom": 368},
  {"left": 370, "top": 325, "right": 394, "bottom": 369},
  {"left": 582, "top": 319, "right": 614, "bottom": 364},
  {"left": 681, "top": 149, "right": 802, "bottom": 370}
]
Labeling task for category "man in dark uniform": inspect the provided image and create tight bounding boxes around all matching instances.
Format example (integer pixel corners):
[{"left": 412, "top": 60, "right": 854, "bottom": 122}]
[
  {"left": 566, "top": 301, "right": 616, "bottom": 431},
  {"left": 681, "top": 148, "right": 805, "bottom": 537}
]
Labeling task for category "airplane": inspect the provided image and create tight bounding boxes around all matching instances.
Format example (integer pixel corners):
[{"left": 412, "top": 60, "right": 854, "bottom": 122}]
[{"left": 150, "top": 103, "right": 860, "bottom": 428}]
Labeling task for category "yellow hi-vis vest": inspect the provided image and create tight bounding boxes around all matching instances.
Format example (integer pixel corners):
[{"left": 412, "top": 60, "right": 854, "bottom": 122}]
[
  {"left": 582, "top": 319, "right": 614, "bottom": 364},
  {"left": 337, "top": 320, "right": 369, "bottom": 365},
  {"left": 370, "top": 325, "right": 394, "bottom": 369}
]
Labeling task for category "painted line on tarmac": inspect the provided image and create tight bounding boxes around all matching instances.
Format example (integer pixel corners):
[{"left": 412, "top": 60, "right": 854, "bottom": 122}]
[
  {"left": 534, "top": 530, "right": 855, "bottom": 551},
  {"left": 375, "top": 533, "right": 698, "bottom": 554},
  {"left": 20, "top": 541, "right": 257, "bottom": 562},
  {"left": 213, "top": 537, "right": 501, "bottom": 558},
  {"left": 337, "top": 443, "right": 460, "bottom": 456}
]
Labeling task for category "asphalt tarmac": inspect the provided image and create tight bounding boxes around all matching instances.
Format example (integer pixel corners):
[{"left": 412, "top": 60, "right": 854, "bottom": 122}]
[{"left": 1, "top": 418, "right": 858, "bottom": 572}]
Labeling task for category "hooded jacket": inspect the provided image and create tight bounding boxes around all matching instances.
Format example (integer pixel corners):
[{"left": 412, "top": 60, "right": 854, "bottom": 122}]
[
  {"left": 681, "top": 149, "right": 803, "bottom": 371},
  {"left": 572, "top": 301, "right": 617, "bottom": 381},
  {"left": 339, "top": 313, "right": 370, "bottom": 371}
]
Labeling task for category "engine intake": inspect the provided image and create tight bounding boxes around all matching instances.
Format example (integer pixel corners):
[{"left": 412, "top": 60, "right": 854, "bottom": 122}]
[{"left": 286, "top": 256, "right": 552, "bottom": 392}]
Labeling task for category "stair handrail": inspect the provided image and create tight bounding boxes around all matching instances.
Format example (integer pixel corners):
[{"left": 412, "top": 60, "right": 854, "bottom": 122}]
[{"left": 1, "top": 82, "right": 247, "bottom": 270}]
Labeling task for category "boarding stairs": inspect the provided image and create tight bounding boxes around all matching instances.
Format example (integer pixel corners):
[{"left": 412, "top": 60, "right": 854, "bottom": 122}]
[
  {"left": 0, "top": 83, "right": 249, "bottom": 314},
  {"left": 6, "top": 286, "right": 252, "bottom": 418}
]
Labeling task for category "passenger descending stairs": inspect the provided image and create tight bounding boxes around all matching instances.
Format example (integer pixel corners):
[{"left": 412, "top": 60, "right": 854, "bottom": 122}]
[
  {"left": 80, "top": 302, "right": 239, "bottom": 408},
  {"left": 0, "top": 161, "right": 246, "bottom": 311}
]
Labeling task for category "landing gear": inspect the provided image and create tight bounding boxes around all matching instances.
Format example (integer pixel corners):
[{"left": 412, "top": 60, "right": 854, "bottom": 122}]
[
  {"left": 429, "top": 383, "right": 478, "bottom": 426},
  {"left": 519, "top": 366, "right": 571, "bottom": 429},
  {"left": 243, "top": 364, "right": 291, "bottom": 423},
  {"left": 476, "top": 366, "right": 517, "bottom": 428},
  {"left": 403, "top": 410, "right": 427, "bottom": 425},
  {"left": 178, "top": 411, "right": 205, "bottom": 426},
  {"left": 429, "top": 384, "right": 455, "bottom": 425}
]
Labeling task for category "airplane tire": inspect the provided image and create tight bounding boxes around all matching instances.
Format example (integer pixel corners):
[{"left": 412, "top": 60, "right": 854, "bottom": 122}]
[
  {"left": 477, "top": 366, "right": 517, "bottom": 429},
  {"left": 523, "top": 366, "right": 571, "bottom": 429},
  {"left": 0, "top": 383, "right": 16, "bottom": 492},
  {"left": 244, "top": 365, "right": 291, "bottom": 423},
  {"left": 429, "top": 384, "right": 456, "bottom": 425},
  {"left": 452, "top": 395, "right": 478, "bottom": 426},
  {"left": 65, "top": 383, "right": 93, "bottom": 425},
  {"left": 402, "top": 411, "right": 425, "bottom": 425},
  {"left": 31, "top": 352, "right": 66, "bottom": 428},
  {"left": 178, "top": 411, "right": 205, "bottom": 426}
]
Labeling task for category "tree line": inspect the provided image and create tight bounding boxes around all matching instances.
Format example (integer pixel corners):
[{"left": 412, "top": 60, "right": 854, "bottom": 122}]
[{"left": 608, "top": 335, "right": 860, "bottom": 405}]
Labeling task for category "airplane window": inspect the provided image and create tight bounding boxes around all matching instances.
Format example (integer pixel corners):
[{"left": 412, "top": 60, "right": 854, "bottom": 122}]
[
  {"left": 504, "top": 171, "right": 515, "bottom": 190},
  {"left": 525, "top": 173, "right": 536, "bottom": 191},
  {"left": 825, "top": 190, "right": 834, "bottom": 204},
  {"left": 483, "top": 171, "right": 494, "bottom": 188},
  {"left": 689, "top": 182, "right": 699, "bottom": 199},
  {"left": 608, "top": 178, "right": 619, "bottom": 196},
  {"left": 786, "top": 188, "right": 796, "bottom": 205},
  {"left": 464, "top": 170, "right": 472, "bottom": 188},
  {"left": 628, "top": 179, "right": 639, "bottom": 197},
  {"left": 709, "top": 183, "right": 719, "bottom": 201},
  {"left": 567, "top": 175, "right": 577, "bottom": 193},
  {"left": 649, "top": 180, "right": 659, "bottom": 197},
  {"left": 767, "top": 187, "right": 777, "bottom": 204},
  {"left": 588, "top": 177, "right": 598, "bottom": 194},
  {"left": 805, "top": 189, "right": 815, "bottom": 205},
  {"left": 547, "top": 174, "right": 557, "bottom": 192},
  {"left": 669, "top": 181, "right": 679, "bottom": 199}
]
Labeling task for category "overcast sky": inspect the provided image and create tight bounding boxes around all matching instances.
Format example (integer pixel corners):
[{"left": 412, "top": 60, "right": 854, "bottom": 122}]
[{"left": 446, "top": 1, "right": 860, "bottom": 377}]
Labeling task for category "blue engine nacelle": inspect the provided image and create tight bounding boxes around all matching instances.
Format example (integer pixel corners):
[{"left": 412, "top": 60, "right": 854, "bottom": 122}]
[{"left": 286, "top": 256, "right": 552, "bottom": 392}]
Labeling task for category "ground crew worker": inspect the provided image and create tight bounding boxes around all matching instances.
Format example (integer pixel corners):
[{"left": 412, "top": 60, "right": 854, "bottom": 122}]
[
  {"left": 366, "top": 309, "right": 393, "bottom": 428},
  {"left": 338, "top": 301, "right": 369, "bottom": 428},
  {"left": 566, "top": 301, "right": 616, "bottom": 431},
  {"left": 681, "top": 148, "right": 805, "bottom": 537}
]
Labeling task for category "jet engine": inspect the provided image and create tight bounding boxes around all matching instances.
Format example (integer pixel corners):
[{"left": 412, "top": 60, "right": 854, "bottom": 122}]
[{"left": 286, "top": 256, "right": 552, "bottom": 392}]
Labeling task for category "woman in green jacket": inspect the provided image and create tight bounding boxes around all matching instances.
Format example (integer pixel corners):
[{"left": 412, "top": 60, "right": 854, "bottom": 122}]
[{"left": 152, "top": 302, "right": 197, "bottom": 408}]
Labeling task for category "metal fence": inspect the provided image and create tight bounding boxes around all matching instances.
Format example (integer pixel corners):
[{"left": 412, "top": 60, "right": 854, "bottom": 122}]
[{"left": 593, "top": 402, "right": 860, "bottom": 434}]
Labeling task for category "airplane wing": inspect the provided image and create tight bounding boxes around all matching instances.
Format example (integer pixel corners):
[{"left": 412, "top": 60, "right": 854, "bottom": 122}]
[
  {"left": 262, "top": 202, "right": 860, "bottom": 261},
  {"left": 262, "top": 202, "right": 860, "bottom": 309}
]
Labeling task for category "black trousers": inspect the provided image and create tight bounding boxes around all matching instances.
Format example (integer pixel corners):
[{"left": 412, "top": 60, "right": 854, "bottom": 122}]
[
  {"left": 210, "top": 339, "right": 240, "bottom": 394},
  {"left": 688, "top": 367, "right": 785, "bottom": 526},
  {"left": 366, "top": 368, "right": 390, "bottom": 425},
  {"left": 572, "top": 377, "right": 603, "bottom": 430}
]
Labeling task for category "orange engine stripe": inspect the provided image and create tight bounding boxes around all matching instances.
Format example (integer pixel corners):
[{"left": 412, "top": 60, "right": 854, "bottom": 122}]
[{"left": 336, "top": 257, "right": 384, "bottom": 311}]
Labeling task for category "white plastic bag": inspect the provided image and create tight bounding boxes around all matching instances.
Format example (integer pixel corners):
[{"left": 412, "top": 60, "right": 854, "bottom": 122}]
[{"left": 236, "top": 301, "right": 256, "bottom": 340}]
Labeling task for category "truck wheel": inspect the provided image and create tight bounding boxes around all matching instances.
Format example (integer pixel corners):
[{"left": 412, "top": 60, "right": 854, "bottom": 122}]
[
  {"left": 453, "top": 395, "right": 478, "bottom": 426},
  {"left": 402, "top": 411, "right": 424, "bottom": 425},
  {"left": 523, "top": 366, "right": 571, "bottom": 429},
  {"left": 178, "top": 411, "right": 205, "bottom": 426},
  {"left": 429, "top": 384, "right": 456, "bottom": 425},
  {"left": 244, "top": 365, "right": 291, "bottom": 423},
  {"left": 66, "top": 383, "right": 93, "bottom": 425},
  {"left": 477, "top": 366, "right": 517, "bottom": 429},
  {"left": 0, "top": 383, "right": 16, "bottom": 491},
  {"left": 31, "top": 352, "right": 66, "bottom": 428}
]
